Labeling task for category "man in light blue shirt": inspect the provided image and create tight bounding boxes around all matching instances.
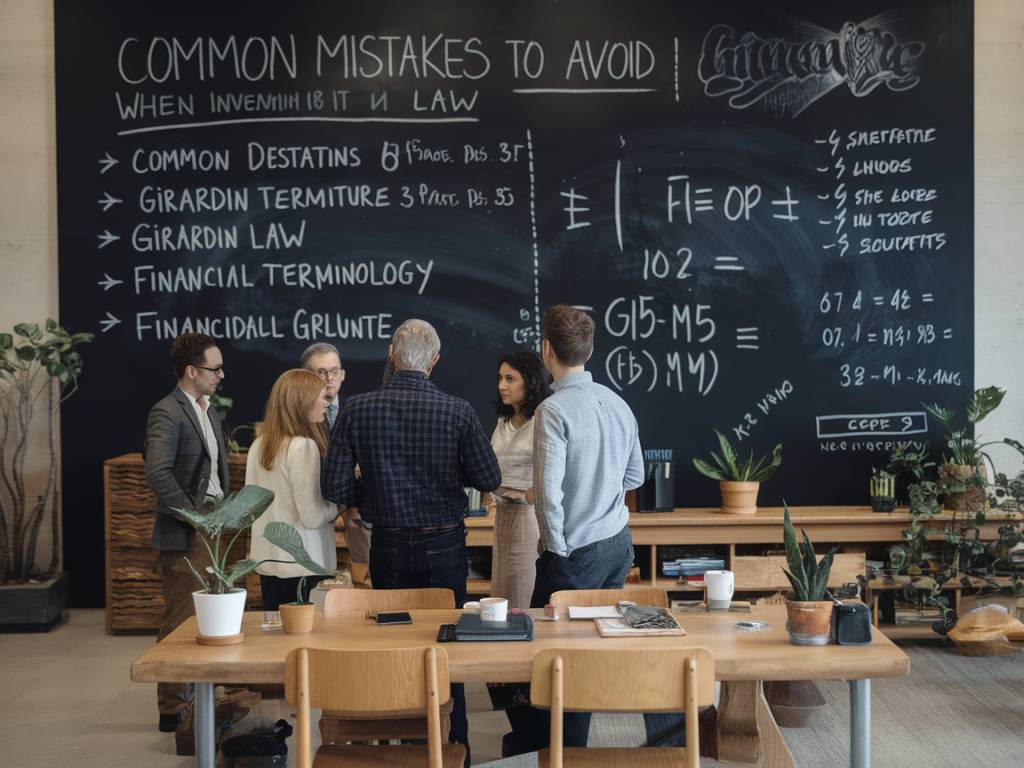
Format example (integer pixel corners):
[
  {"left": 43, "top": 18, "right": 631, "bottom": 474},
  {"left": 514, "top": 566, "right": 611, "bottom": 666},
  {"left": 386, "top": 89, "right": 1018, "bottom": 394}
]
[
  {"left": 505, "top": 305, "right": 647, "bottom": 753},
  {"left": 530, "top": 305, "right": 643, "bottom": 598}
]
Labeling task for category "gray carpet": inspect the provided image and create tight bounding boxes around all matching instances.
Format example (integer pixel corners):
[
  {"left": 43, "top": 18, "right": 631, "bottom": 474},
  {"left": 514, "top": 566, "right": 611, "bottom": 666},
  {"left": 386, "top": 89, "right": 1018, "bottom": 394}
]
[{"left": 477, "top": 640, "right": 1024, "bottom": 768}]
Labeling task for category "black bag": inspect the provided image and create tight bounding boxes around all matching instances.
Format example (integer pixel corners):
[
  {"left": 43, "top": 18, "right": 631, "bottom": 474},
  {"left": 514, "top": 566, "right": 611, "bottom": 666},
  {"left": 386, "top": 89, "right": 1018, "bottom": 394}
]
[
  {"left": 833, "top": 602, "right": 873, "bottom": 646},
  {"left": 221, "top": 719, "right": 292, "bottom": 768}
]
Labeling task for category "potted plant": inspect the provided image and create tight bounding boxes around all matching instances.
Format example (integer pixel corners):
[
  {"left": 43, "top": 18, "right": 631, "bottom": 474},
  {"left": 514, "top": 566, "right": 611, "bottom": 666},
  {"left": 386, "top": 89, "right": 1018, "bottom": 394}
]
[
  {"left": 781, "top": 504, "right": 838, "bottom": 645},
  {"left": 175, "top": 485, "right": 332, "bottom": 640},
  {"left": 922, "top": 386, "right": 1024, "bottom": 514},
  {"left": 885, "top": 445, "right": 933, "bottom": 504},
  {"left": 869, "top": 468, "right": 896, "bottom": 512},
  {"left": 209, "top": 392, "right": 256, "bottom": 453},
  {"left": 279, "top": 576, "right": 317, "bottom": 633},
  {"left": 692, "top": 430, "right": 782, "bottom": 514},
  {"left": 0, "top": 320, "right": 93, "bottom": 630}
]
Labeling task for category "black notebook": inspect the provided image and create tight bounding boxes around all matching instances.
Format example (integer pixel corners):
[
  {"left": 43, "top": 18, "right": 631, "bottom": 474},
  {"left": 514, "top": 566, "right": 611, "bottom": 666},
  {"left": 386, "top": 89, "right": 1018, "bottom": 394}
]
[{"left": 454, "top": 612, "right": 534, "bottom": 641}]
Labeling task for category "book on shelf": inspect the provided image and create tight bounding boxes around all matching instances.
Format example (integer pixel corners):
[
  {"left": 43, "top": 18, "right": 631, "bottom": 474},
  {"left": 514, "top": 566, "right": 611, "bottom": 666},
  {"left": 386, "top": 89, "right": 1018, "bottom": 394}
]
[
  {"left": 894, "top": 607, "right": 941, "bottom": 625},
  {"left": 661, "top": 554, "right": 725, "bottom": 577}
]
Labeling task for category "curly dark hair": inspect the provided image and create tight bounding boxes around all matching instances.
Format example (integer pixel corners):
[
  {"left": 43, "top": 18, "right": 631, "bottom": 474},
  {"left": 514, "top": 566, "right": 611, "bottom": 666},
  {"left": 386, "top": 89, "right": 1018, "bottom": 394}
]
[{"left": 495, "top": 351, "right": 552, "bottom": 420}]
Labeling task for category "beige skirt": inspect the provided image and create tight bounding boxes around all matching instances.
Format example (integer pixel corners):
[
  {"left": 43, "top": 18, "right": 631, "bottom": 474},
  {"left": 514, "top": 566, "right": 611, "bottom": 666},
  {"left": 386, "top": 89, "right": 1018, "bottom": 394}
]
[{"left": 491, "top": 502, "right": 540, "bottom": 609}]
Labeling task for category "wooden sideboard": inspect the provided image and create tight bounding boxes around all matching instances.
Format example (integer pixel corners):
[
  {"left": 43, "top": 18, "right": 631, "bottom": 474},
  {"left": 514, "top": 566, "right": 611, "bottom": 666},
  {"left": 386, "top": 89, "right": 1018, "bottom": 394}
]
[{"left": 106, "top": 451, "right": 1009, "bottom": 637}]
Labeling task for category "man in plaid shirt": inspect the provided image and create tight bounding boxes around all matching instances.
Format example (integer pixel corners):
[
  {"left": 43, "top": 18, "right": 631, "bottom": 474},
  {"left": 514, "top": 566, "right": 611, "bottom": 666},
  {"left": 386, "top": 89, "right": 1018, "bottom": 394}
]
[{"left": 322, "top": 318, "right": 499, "bottom": 760}]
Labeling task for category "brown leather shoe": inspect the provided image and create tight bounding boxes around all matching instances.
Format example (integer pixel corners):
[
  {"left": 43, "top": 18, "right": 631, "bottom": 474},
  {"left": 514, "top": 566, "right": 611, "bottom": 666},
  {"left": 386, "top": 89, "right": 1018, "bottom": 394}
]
[
  {"left": 174, "top": 709, "right": 195, "bottom": 756},
  {"left": 173, "top": 688, "right": 262, "bottom": 756}
]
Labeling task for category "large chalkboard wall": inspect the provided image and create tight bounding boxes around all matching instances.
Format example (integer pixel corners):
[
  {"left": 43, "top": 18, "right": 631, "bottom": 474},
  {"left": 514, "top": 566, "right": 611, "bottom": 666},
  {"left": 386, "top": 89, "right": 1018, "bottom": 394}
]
[{"left": 56, "top": 0, "right": 973, "bottom": 605}]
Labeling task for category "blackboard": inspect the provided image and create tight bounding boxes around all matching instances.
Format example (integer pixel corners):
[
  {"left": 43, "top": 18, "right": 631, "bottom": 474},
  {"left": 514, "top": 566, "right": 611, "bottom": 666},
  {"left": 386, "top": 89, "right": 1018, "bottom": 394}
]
[{"left": 56, "top": 0, "right": 973, "bottom": 606}]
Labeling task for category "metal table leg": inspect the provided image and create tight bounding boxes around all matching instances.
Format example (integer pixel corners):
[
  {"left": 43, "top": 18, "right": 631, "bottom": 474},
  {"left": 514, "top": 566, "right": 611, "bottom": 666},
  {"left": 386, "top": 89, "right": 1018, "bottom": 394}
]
[
  {"left": 849, "top": 679, "right": 871, "bottom": 768},
  {"left": 194, "top": 682, "right": 216, "bottom": 768}
]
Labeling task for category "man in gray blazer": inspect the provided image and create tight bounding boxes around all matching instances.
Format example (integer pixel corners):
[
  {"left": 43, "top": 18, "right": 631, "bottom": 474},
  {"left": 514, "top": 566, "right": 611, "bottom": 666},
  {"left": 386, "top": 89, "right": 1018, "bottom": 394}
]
[{"left": 144, "top": 332, "right": 229, "bottom": 736}]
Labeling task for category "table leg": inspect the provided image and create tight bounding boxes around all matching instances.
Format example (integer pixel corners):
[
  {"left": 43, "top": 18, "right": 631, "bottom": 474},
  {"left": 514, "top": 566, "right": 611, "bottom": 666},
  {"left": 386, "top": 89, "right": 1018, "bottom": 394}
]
[
  {"left": 718, "top": 681, "right": 759, "bottom": 763},
  {"left": 194, "top": 682, "right": 216, "bottom": 768},
  {"left": 717, "top": 681, "right": 795, "bottom": 767},
  {"left": 849, "top": 679, "right": 870, "bottom": 768}
]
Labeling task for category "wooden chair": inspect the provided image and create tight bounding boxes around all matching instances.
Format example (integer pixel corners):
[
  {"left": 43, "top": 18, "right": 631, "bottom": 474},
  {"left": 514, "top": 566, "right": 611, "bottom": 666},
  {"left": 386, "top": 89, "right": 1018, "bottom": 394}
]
[
  {"left": 322, "top": 587, "right": 455, "bottom": 614},
  {"left": 319, "top": 588, "right": 456, "bottom": 744},
  {"left": 548, "top": 586, "right": 669, "bottom": 613},
  {"left": 286, "top": 646, "right": 466, "bottom": 768},
  {"left": 530, "top": 647, "right": 715, "bottom": 768}
]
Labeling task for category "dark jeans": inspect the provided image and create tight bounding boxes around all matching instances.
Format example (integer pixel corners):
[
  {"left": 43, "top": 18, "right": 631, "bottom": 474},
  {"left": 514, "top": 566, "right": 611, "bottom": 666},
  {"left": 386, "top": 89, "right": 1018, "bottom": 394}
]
[
  {"left": 507, "top": 526, "right": 635, "bottom": 751},
  {"left": 507, "top": 525, "right": 684, "bottom": 750},
  {"left": 529, "top": 525, "right": 635, "bottom": 609},
  {"left": 369, "top": 524, "right": 469, "bottom": 753},
  {"left": 259, "top": 574, "right": 327, "bottom": 611}
]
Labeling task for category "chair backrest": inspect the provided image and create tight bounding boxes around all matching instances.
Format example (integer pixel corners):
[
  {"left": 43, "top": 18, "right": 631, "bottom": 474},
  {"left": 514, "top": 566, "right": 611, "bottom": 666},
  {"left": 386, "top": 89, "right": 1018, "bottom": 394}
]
[
  {"left": 548, "top": 586, "right": 668, "bottom": 611},
  {"left": 322, "top": 587, "right": 455, "bottom": 613},
  {"left": 530, "top": 647, "right": 714, "bottom": 768},
  {"left": 530, "top": 646, "right": 714, "bottom": 712},
  {"left": 286, "top": 646, "right": 451, "bottom": 768}
]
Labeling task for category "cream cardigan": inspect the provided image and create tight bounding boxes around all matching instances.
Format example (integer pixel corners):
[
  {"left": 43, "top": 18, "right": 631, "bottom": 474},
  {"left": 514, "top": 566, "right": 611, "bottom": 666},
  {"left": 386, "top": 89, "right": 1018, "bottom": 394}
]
[{"left": 246, "top": 436, "right": 338, "bottom": 578}]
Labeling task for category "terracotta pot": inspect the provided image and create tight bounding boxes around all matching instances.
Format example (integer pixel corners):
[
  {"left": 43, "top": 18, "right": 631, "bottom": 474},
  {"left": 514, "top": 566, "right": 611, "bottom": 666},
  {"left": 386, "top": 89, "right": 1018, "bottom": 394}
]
[
  {"left": 939, "top": 463, "right": 989, "bottom": 513},
  {"left": 785, "top": 600, "right": 833, "bottom": 645},
  {"left": 279, "top": 602, "right": 315, "bottom": 634},
  {"left": 719, "top": 481, "right": 759, "bottom": 515}
]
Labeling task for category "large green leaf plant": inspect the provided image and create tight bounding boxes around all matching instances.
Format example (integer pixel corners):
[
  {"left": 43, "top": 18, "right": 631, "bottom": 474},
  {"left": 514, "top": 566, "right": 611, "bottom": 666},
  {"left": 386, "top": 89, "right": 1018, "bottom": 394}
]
[{"left": 174, "top": 485, "right": 332, "bottom": 594}]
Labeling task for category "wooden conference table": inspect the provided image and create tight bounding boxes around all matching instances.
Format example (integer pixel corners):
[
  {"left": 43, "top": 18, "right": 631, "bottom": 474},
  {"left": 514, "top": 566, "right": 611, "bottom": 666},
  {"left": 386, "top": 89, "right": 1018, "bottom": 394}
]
[{"left": 131, "top": 605, "right": 908, "bottom": 768}]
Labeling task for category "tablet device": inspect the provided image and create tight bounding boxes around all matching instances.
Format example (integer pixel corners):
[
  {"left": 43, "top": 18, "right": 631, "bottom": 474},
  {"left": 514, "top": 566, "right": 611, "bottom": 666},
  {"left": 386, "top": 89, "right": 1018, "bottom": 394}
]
[{"left": 377, "top": 611, "right": 412, "bottom": 625}]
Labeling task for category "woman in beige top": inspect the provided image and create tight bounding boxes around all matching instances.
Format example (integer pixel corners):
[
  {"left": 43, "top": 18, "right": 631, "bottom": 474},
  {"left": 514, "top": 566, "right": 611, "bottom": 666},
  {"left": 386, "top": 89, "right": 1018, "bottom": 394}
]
[
  {"left": 246, "top": 369, "right": 338, "bottom": 610},
  {"left": 488, "top": 351, "right": 552, "bottom": 609}
]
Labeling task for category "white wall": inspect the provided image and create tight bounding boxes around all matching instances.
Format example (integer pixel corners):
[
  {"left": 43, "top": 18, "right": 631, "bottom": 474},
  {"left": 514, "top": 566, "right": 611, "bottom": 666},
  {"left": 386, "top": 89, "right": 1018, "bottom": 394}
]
[
  {"left": 0, "top": 0, "right": 1021, "bottom": 577},
  {"left": 975, "top": 0, "right": 1024, "bottom": 477},
  {"left": 0, "top": 0, "right": 60, "bottom": 573}
]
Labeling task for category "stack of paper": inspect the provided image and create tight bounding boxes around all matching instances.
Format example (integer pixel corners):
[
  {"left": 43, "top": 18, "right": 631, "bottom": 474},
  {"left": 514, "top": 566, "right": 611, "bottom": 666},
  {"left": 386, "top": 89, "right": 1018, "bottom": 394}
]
[{"left": 566, "top": 605, "right": 621, "bottom": 620}]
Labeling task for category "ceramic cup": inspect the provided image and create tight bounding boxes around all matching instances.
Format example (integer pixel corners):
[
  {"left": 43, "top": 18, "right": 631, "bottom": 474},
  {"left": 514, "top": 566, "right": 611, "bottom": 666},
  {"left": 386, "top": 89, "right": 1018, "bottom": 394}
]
[
  {"left": 705, "top": 570, "right": 735, "bottom": 611},
  {"left": 480, "top": 597, "right": 509, "bottom": 622},
  {"left": 463, "top": 601, "right": 481, "bottom": 613}
]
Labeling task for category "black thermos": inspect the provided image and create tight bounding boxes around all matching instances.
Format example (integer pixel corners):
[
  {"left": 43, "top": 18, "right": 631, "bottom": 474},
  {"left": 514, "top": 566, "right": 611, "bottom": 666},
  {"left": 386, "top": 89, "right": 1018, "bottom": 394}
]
[{"left": 639, "top": 451, "right": 675, "bottom": 512}]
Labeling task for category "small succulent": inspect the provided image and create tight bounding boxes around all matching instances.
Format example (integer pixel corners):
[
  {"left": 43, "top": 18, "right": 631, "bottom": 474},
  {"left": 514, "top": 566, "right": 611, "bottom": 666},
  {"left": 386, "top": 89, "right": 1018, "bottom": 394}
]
[
  {"left": 782, "top": 503, "right": 839, "bottom": 602},
  {"left": 692, "top": 429, "right": 782, "bottom": 482}
]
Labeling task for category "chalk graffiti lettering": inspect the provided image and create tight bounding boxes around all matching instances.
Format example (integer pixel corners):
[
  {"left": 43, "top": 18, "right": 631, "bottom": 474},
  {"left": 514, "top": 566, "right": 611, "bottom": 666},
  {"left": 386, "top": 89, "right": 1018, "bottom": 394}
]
[{"left": 698, "top": 21, "right": 925, "bottom": 115}]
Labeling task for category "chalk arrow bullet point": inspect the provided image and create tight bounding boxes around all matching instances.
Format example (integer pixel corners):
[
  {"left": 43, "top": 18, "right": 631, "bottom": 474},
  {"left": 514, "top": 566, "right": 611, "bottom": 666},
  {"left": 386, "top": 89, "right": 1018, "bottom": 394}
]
[
  {"left": 98, "top": 153, "right": 119, "bottom": 174},
  {"left": 98, "top": 192, "right": 123, "bottom": 211},
  {"left": 100, "top": 312, "right": 121, "bottom": 333},
  {"left": 97, "top": 230, "right": 120, "bottom": 249},
  {"left": 97, "top": 273, "right": 123, "bottom": 291}
]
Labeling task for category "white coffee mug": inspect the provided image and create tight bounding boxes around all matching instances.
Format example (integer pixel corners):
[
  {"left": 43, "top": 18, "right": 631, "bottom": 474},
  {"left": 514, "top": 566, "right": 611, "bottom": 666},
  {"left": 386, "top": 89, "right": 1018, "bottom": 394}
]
[
  {"left": 480, "top": 597, "right": 509, "bottom": 622},
  {"left": 462, "top": 601, "right": 481, "bottom": 614},
  {"left": 705, "top": 570, "right": 735, "bottom": 611}
]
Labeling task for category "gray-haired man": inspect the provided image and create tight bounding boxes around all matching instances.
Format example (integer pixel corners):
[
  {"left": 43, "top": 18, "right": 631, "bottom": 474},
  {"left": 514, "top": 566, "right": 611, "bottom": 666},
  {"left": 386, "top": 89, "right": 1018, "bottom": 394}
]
[
  {"left": 299, "top": 342, "right": 345, "bottom": 429},
  {"left": 322, "top": 319, "right": 500, "bottom": 760}
]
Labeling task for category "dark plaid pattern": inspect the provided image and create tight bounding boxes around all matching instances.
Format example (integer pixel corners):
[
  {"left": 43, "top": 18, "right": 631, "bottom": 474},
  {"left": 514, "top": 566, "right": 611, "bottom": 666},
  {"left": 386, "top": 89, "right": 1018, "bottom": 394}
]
[{"left": 322, "top": 370, "right": 500, "bottom": 529}]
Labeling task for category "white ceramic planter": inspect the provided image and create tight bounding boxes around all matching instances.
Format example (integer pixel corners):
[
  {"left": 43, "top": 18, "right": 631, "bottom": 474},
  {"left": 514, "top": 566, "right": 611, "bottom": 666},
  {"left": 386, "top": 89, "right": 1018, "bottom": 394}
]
[{"left": 192, "top": 589, "right": 247, "bottom": 637}]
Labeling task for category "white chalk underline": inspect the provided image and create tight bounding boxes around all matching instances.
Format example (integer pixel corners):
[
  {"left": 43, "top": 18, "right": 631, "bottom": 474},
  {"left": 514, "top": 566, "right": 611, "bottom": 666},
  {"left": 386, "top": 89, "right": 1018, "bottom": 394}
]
[
  {"left": 116, "top": 115, "right": 479, "bottom": 135},
  {"left": 513, "top": 88, "right": 657, "bottom": 94}
]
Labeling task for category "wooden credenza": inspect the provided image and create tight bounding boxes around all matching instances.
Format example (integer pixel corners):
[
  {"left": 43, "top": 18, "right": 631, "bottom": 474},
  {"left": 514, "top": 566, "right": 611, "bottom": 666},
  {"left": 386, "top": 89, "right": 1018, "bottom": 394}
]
[{"left": 107, "top": 451, "right": 1006, "bottom": 637}]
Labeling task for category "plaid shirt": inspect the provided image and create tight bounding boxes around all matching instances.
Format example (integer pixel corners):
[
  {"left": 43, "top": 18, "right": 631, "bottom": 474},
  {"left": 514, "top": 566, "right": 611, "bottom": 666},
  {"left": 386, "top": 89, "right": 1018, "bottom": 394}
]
[{"left": 322, "top": 370, "right": 500, "bottom": 528}]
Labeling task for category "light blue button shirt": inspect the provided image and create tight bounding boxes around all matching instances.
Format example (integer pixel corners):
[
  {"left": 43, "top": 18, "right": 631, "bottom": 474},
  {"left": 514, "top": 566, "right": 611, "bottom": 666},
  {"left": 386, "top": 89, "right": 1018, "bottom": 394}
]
[{"left": 533, "top": 371, "right": 644, "bottom": 556}]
